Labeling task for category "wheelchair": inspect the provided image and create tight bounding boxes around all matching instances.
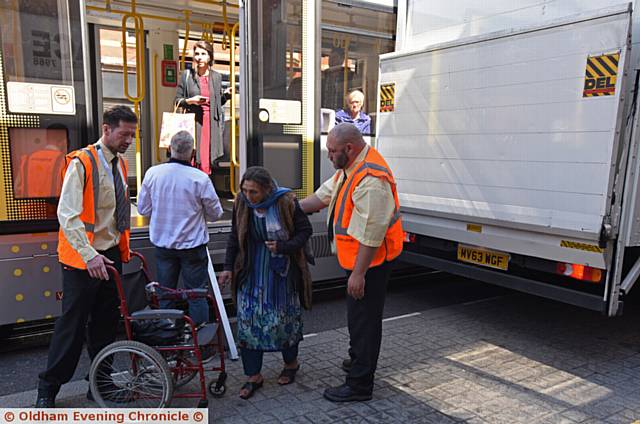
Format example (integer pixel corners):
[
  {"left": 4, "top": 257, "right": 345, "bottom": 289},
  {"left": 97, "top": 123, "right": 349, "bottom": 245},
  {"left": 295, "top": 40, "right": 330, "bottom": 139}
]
[{"left": 88, "top": 252, "right": 227, "bottom": 408}]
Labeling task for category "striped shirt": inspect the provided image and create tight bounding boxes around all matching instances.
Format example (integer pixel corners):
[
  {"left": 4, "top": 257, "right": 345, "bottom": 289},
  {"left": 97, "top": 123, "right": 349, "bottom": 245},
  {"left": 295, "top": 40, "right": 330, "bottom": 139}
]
[{"left": 137, "top": 160, "right": 223, "bottom": 249}]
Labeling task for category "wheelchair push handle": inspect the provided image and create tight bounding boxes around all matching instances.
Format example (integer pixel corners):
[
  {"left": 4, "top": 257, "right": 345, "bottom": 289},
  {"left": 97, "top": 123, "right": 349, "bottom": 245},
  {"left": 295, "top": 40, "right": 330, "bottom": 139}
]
[
  {"left": 102, "top": 250, "right": 149, "bottom": 282},
  {"left": 105, "top": 264, "right": 121, "bottom": 281}
]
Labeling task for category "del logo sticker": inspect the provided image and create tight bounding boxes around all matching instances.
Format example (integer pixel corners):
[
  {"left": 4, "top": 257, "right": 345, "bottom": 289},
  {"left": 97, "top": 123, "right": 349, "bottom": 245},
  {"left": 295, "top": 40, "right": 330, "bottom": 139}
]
[
  {"left": 583, "top": 52, "right": 619, "bottom": 97},
  {"left": 379, "top": 83, "right": 395, "bottom": 112}
]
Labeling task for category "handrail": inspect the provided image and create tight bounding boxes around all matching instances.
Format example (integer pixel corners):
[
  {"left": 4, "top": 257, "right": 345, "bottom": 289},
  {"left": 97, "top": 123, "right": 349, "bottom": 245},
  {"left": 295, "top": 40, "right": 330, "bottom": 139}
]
[
  {"left": 230, "top": 22, "right": 239, "bottom": 196},
  {"left": 152, "top": 52, "right": 161, "bottom": 162},
  {"left": 181, "top": 10, "right": 191, "bottom": 71},
  {"left": 221, "top": 0, "right": 229, "bottom": 50},
  {"left": 86, "top": 5, "right": 237, "bottom": 27},
  {"left": 342, "top": 37, "right": 350, "bottom": 111},
  {"left": 121, "top": 14, "right": 145, "bottom": 103},
  {"left": 193, "top": 0, "right": 239, "bottom": 7},
  {"left": 202, "top": 23, "right": 214, "bottom": 42},
  {"left": 121, "top": 1, "right": 145, "bottom": 194}
]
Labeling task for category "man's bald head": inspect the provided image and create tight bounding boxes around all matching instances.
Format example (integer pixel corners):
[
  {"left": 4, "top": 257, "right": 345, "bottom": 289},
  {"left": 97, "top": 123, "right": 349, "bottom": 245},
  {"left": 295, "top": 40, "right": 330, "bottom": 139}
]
[
  {"left": 326, "top": 123, "right": 367, "bottom": 170},
  {"left": 328, "top": 123, "right": 366, "bottom": 148}
]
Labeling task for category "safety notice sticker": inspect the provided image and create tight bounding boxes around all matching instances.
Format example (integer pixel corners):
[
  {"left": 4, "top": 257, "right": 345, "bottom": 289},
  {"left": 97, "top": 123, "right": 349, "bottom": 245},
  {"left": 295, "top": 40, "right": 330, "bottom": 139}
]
[
  {"left": 583, "top": 52, "right": 619, "bottom": 97},
  {"left": 379, "top": 83, "right": 395, "bottom": 112}
]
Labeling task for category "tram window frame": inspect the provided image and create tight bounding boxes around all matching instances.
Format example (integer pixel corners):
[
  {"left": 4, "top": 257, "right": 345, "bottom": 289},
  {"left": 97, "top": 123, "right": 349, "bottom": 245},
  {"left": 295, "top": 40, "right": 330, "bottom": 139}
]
[
  {"left": 320, "top": 1, "right": 396, "bottom": 136},
  {"left": 8, "top": 126, "right": 69, "bottom": 200}
]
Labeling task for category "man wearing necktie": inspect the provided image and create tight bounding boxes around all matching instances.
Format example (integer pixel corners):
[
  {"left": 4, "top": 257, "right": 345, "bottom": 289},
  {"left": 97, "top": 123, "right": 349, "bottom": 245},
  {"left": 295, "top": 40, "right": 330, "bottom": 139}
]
[
  {"left": 300, "top": 123, "right": 404, "bottom": 402},
  {"left": 36, "top": 106, "right": 137, "bottom": 408}
]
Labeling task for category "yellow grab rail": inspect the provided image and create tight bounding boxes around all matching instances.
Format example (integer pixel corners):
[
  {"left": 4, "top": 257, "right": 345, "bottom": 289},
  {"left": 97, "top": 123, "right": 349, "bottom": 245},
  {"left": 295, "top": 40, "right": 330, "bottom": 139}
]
[
  {"left": 87, "top": 4, "right": 237, "bottom": 27},
  {"left": 121, "top": 7, "right": 146, "bottom": 194},
  {"left": 221, "top": 0, "right": 229, "bottom": 50},
  {"left": 152, "top": 52, "right": 162, "bottom": 162},
  {"left": 121, "top": 14, "right": 145, "bottom": 103},
  {"left": 181, "top": 10, "right": 191, "bottom": 71},
  {"left": 230, "top": 22, "right": 239, "bottom": 196}
]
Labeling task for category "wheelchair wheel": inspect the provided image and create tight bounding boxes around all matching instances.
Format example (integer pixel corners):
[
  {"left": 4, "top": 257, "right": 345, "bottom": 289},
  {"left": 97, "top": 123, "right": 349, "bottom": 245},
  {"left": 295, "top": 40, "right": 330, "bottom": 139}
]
[
  {"left": 89, "top": 340, "right": 174, "bottom": 408},
  {"left": 208, "top": 372, "right": 227, "bottom": 398}
]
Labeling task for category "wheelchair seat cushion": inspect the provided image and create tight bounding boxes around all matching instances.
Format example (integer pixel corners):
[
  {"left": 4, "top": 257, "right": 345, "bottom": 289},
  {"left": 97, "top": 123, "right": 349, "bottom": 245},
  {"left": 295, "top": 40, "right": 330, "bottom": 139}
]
[
  {"left": 131, "top": 315, "right": 185, "bottom": 346},
  {"left": 131, "top": 309, "right": 185, "bottom": 321}
]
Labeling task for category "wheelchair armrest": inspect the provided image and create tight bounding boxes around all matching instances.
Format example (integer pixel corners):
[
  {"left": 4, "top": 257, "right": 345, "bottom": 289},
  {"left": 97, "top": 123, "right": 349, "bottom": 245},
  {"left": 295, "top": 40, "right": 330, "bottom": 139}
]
[
  {"left": 185, "top": 288, "right": 209, "bottom": 297},
  {"left": 131, "top": 309, "right": 185, "bottom": 321}
]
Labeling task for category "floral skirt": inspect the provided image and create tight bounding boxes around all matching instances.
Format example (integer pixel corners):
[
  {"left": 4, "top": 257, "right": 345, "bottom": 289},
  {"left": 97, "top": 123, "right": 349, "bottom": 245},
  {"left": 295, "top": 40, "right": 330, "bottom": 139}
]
[{"left": 236, "top": 215, "right": 303, "bottom": 351}]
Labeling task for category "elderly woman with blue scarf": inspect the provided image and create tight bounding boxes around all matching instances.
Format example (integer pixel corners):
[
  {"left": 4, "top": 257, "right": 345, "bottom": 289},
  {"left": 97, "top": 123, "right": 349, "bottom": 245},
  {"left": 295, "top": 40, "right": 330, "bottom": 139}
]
[{"left": 219, "top": 166, "right": 313, "bottom": 399}]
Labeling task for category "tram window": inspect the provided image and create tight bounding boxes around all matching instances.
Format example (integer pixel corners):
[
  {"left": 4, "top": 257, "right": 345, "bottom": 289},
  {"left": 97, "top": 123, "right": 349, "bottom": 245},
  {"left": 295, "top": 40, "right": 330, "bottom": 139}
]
[
  {"left": 9, "top": 127, "right": 68, "bottom": 199},
  {"left": 0, "top": 0, "right": 75, "bottom": 84},
  {"left": 321, "top": 2, "right": 396, "bottom": 135},
  {"left": 99, "top": 29, "right": 139, "bottom": 181}
]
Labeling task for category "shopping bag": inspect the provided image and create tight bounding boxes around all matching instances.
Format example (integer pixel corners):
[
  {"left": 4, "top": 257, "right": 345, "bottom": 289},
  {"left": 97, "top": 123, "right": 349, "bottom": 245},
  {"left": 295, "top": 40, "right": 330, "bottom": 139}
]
[{"left": 158, "top": 104, "right": 195, "bottom": 149}]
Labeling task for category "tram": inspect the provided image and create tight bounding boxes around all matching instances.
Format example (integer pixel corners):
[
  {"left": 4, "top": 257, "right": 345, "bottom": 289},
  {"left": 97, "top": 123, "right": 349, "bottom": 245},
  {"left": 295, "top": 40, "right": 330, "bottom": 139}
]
[{"left": 0, "top": 0, "right": 397, "bottom": 330}]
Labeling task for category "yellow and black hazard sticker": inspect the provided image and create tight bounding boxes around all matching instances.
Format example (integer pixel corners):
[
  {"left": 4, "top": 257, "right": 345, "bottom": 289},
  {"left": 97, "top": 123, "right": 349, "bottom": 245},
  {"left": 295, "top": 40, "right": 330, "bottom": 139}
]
[
  {"left": 583, "top": 52, "right": 620, "bottom": 97},
  {"left": 379, "top": 83, "right": 395, "bottom": 112},
  {"left": 560, "top": 240, "right": 604, "bottom": 254}
]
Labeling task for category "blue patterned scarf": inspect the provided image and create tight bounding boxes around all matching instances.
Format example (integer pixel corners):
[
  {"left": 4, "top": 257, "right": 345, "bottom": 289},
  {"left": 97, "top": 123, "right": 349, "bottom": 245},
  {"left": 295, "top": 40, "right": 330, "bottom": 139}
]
[{"left": 241, "top": 183, "right": 292, "bottom": 276}]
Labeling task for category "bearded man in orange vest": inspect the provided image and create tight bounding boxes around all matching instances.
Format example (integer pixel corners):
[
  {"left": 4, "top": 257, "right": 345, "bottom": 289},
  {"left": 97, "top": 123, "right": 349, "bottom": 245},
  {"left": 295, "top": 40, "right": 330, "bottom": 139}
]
[
  {"left": 301, "top": 123, "right": 403, "bottom": 402},
  {"left": 36, "top": 106, "right": 137, "bottom": 408}
]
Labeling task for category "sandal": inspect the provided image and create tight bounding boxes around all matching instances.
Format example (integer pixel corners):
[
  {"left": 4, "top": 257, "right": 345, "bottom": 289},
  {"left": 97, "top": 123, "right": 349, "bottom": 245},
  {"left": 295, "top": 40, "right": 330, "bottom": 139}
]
[
  {"left": 239, "top": 380, "right": 263, "bottom": 400},
  {"left": 277, "top": 365, "right": 300, "bottom": 385}
]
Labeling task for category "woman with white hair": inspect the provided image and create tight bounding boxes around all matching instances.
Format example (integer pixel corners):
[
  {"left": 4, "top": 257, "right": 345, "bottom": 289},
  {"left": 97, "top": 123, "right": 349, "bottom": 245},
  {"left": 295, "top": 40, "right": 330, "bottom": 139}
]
[{"left": 334, "top": 89, "right": 371, "bottom": 135}]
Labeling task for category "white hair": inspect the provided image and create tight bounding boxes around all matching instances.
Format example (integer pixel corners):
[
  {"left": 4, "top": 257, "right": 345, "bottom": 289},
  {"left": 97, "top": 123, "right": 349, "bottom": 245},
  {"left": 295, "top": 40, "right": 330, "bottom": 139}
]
[{"left": 348, "top": 90, "right": 365, "bottom": 103}]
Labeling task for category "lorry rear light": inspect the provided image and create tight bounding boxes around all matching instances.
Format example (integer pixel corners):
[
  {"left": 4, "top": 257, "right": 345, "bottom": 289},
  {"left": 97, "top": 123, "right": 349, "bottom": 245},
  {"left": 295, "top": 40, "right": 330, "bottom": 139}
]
[
  {"left": 556, "top": 262, "right": 603, "bottom": 283},
  {"left": 404, "top": 232, "right": 416, "bottom": 243}
]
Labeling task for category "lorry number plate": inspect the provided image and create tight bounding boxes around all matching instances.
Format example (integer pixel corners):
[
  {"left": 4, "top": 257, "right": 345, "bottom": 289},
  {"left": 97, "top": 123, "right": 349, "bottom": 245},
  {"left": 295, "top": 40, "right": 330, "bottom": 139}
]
[{"left": 457, "top": 245, "right": 509, "bottom": 271}]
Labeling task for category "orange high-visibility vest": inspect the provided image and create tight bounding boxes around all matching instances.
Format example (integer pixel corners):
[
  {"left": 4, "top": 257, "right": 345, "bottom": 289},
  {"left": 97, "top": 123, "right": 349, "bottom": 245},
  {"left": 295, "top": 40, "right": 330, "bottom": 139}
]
[
  {"left": 333, "top": 146, "right": 403, "bottom": 270},
  {"left": 57, "top": 145, "right": 131, "bottom": 269}
]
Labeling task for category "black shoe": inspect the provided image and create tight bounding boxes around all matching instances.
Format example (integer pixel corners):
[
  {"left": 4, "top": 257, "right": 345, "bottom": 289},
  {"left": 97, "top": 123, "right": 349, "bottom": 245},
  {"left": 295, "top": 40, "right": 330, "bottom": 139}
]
[
  {"left": 323, "top": 384, "right": 372, "bottom": 402},
  {"left": 341, "top": 358, "right": 352, "bottom": 373},
  {"left": 35, "top": 396, "right": 55, "bottom": 408}
]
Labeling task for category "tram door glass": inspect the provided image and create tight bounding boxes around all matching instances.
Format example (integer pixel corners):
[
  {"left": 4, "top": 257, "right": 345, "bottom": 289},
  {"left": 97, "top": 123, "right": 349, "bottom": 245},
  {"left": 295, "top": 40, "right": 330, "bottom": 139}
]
[
  {"left": 0, "top": 0, "right": 86, "bottom": 228},
  {"left": 247, "top": 0, "right": 307, "bottom": 194},
  {"left": 99, "top": 28, "right": 139, "bottom": 185},
  {"left": 320, "top": 1, "right": 396, "bottom": 136}
]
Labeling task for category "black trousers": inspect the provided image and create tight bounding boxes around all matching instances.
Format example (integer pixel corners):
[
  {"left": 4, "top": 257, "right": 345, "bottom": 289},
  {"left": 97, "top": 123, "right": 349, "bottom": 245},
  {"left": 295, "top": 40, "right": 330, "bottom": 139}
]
[
  {"left": 345, "top": 260, "right": 392, "bottom": 394},
  {"left": 38, "top": 246, "right": 122, "bottom": 397}
]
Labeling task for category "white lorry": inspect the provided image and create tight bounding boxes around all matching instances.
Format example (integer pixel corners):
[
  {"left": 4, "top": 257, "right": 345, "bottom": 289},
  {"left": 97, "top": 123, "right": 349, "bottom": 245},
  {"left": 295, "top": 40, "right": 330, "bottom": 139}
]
[{"left": 378, "top": 2, "right": 640, "bottom": 316}]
